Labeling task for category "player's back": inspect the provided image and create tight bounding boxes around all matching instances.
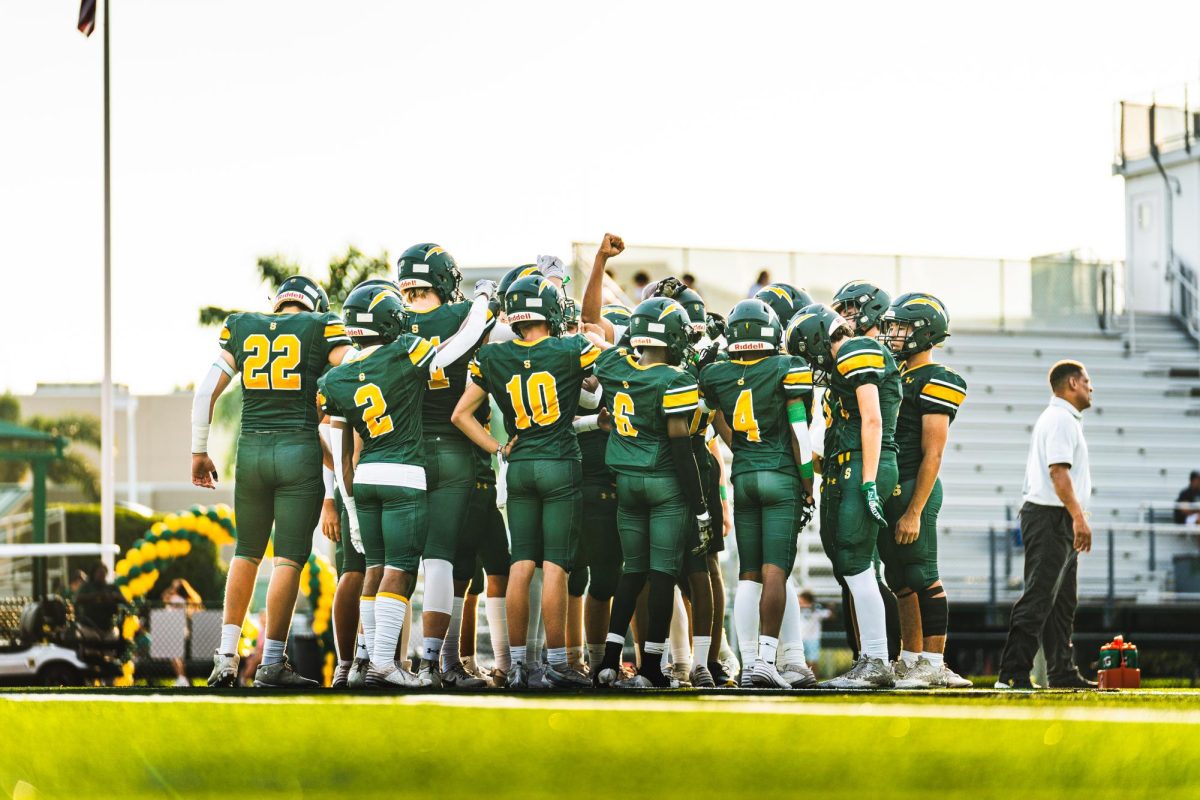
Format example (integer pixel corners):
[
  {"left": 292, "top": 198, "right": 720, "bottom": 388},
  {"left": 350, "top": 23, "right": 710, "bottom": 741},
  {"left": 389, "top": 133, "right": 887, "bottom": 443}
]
[
  {"left": 471, "top": 333, "right": 598, "bottom": 461},
  {"left": 407, "top": 301, "right": 492, "bottom": 434},
  {"left": 220, "top": 311, "right": 350, "bottom": 432},
  {"left": 594, "top": 348, "right": 698, "bottom": 475},
  {"left": 699, "top": 353, "right": 811, "bottom": 477},
  {"left": 319, "top": 335, "right": 432, "bottom": 467}
]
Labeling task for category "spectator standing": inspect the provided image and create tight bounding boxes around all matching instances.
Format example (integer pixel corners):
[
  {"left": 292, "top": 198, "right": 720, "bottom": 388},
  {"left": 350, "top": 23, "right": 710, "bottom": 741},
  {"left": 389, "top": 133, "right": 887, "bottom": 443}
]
[
  {"left": 747, "top": 269, "right": 771, "bottom": 298},
  {"left": 996, "top": 360, "right": 1095, "bottom": 689},
  {"left": 1174, "top": 470, "right": 1200, "bottom": 525},
  {"left": 74, "top": 562, "right": 123, "bottom": 632},
  {"left": 632, "top": 271, "right": 651, "bottom": 298},
  {"left": 797, "top": 589, "right": 832, "bottom": 676},
  {"left": 161, "top": 579, "right": 204, "bottom": 687}
]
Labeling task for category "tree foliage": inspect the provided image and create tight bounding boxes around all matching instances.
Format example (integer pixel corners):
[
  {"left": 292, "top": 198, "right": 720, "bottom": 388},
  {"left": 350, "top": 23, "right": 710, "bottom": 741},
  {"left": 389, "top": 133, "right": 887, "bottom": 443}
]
[{"left": 0, "top": 394, "right": 101, "bottom": 499}]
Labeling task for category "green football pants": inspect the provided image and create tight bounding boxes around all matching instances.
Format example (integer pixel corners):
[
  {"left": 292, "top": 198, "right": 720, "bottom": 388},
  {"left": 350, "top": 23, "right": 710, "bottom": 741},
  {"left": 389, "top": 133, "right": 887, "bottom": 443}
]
[
  {"left": 422, "top": 433, "right": 476, "bottom": 563},
  {"left": 833, "top": 450, "right": 899, "bottom": 577},
  {"left": 732, "top": 468, "right": 802, "bottom": 573},
  {"left": 615, "top": 473, "right": 690, "bottom": 576},
  {"left": 572, "top": 481, "right": 622, "bottom": 599},
  {"left": 233, "top": 430, "right": 323, "bottom": 565},
  {"left": 880, "top": 476, "right": 943, "bottom": 591},
  {"left": 453, "top": 478, "right": 511, "bottom": 582},
  {"left": 354, "top": 482, "right": 427, "bottom": 573},
  {"left": 505, "top": 459, "right": 582, "bottom": 569}
]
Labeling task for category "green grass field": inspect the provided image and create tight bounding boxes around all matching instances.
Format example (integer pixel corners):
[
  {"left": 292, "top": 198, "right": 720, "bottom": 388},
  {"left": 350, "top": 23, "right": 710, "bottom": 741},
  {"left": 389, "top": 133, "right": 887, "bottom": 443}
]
[{"left": 2, "top": 689, "right": 1199, "bottom": 799}]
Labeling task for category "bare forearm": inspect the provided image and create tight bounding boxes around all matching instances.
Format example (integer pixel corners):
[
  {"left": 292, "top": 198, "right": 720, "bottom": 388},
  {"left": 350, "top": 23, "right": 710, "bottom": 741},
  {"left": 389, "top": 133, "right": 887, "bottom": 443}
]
[
  {"left": 1050, "top": 467, "right": 1084, "bottom": 518},
  {"left": 861, "top": 417, "right": 881, "bottom": 483}
]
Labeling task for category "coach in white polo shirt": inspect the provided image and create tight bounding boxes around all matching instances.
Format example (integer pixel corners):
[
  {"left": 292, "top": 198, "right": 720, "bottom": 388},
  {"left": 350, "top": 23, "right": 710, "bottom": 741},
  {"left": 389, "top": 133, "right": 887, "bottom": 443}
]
[{"left": 996, "top": 360, "right": 1095, "bottom": 689}]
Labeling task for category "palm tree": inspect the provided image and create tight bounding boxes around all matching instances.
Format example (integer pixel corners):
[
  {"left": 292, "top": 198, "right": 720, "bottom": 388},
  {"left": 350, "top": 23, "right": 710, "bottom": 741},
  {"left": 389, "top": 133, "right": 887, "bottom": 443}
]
[
  {"left": 197, "top": 247, "right": 391, "bottom": 471},
  {"left": 0, "top": 393, "right": 102, "bottom": 501}
]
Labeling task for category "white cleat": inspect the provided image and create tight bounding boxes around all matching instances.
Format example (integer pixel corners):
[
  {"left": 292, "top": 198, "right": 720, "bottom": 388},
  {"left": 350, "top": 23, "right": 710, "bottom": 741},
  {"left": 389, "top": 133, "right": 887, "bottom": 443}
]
[
  {"left": 207, "top": 652, "right": 239, "bottom": 688},
  {"left": 750, "top": 660, "right": 793, "bottom": 689},
  {"left": 940, "top": 664, "right": 973, "bottom": 689},
  {"left": 778, "top": 662, "right": 818, "bottom": 689},
  {"left": 367, "top": 663, "right": 421, "bottom": 689},
  {"left": 894, "top": 657, "right": 940, "bottom": 689},
  {"left": 595, "top": 667, "right": 619, "bottom": 687}
]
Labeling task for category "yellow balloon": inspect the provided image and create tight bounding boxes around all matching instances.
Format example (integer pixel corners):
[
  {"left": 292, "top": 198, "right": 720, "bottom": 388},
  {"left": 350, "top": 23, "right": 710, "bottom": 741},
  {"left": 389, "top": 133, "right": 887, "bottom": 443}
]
[
  {"left": 119, "top": 585, "right": 133, "bottom": 602},
  {"left": 179, "top": 540, "right": 192, "bottom": 556},
  {"left": 139, "top": 541, "right": 156, "bottom": 561},
  {"left": 163, "top": 514, "right": 180, "bottom": 528},
  {"left": 114, "top": 559, "right": 130, "bottom": 577},
  {"left": 154, "top": 540, "right": 171, "bottom": 560},
  {"left": 125, "top": 549, "right": 143, "bottom": 568}
]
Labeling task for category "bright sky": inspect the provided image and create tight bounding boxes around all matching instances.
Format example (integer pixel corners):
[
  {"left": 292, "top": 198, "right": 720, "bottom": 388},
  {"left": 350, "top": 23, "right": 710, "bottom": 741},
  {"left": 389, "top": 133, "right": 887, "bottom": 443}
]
[{"left": 3, "top": 0, "right": 1200, "bottom": 394}]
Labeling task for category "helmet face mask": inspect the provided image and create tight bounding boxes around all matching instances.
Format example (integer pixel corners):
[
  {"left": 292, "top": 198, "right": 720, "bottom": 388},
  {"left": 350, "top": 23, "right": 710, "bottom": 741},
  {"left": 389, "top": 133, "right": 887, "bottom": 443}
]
[
  {"left": 273, "top": 276, "right": 329, "bottom": 313},
  {"left": 396, "top": 243, "right": 463, "bottom": 304},
  {"left": 878, "top": 316, "right": 914, "bottom": 355},
  {"left": 628, "top": 298, "right": 692, "bottom": 365}
]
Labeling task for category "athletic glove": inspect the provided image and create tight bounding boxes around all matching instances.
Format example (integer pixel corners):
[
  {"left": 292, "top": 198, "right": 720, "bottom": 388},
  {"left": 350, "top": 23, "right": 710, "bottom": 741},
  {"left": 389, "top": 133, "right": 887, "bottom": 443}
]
[
  {"left": 345, "top": 502, "right": 364, "bottom": 554},
  {"left": 692, "top": 512, "right": 713, "bottom": 556},
  {"left": 861, "top": 481, "right": 888, "bottom": 529},
  {"left": 797, "top": 495, "right": 815, "bottom": 530},
  {"left": 705, "top": 311, "right": 727, "bottom": 342},
  {"left": 536, "top": 255, "right": 565, "bottom": 281},
  {"left": 473, "top": 279, "right": 498, "bottom": 300}
]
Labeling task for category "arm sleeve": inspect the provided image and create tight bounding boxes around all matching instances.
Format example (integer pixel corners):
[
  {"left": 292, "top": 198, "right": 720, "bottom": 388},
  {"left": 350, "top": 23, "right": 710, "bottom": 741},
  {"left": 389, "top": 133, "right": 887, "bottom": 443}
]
[
  {"left": 669, "top": 435, "right": 708, "bottom": 517},
  {"left": 429, "top": 296, "right": 492, "bottom": 373},
  {"left": 788, "top": 400, "right": 814, "bottom": 479},
  {"left": 191, "top": 356, "right": 236, "bottom": 453}
]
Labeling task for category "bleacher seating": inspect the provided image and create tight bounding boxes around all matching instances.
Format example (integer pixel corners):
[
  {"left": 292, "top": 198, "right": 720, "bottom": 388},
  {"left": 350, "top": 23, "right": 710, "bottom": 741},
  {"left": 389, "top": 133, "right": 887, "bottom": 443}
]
[{"left": 797, "top": 313, "right": 1200, "bottom": 604}]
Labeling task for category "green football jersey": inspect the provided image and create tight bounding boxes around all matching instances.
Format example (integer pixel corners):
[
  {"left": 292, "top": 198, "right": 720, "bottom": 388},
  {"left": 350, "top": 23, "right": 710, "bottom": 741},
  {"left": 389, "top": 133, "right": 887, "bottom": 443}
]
[
  {"left": 828, "top": 336, "right": 902, "bottom": 455},
  {"left": 406, "top": 301, "right": 495, "bottom": 434},
  {"left": 472, "top": 401, "right": 498, "bottom": 481},
  {"left": 594, "top": 348, "right": 699, "bottom": 476},
  {"left": 219, "top": 311, "right": 351, "bottom": 432},
  {"left": 469, "top": 333, "right": 600, "bottom": 462},
  {"left": 698, "top": 354, "right": 813, "bottom": 478},
  {"left": 895, "top": 361, "right": 967, "bottom": 480},
  {"left": 821, "top": 389, "right": 841, "bottom": 467},
  {"left": 317, "top": 335, "right": 435, "bottom": 467},
  {"left": 577, "top": 392, "right": 612, "bottom": 485}
]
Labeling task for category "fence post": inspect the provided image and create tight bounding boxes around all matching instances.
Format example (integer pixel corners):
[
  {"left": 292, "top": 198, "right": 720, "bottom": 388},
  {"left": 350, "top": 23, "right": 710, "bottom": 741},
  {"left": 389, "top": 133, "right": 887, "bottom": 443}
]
[
  {"left": 1106, "top": 528, "right": 1116, "bottom": 628},
  {"left": 988, "top": 525, "right": 997, "bottom": 610},
  {"left": 1149, "top": 519, "right": 1156, "bottom": 572}
]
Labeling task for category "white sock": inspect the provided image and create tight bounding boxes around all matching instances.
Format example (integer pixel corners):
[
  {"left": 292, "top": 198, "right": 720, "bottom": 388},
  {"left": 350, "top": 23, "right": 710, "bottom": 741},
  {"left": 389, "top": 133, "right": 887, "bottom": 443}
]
[
  {"left": 399, "top": 598, "right": 412, "bottom": 666},
  {"left": 900, "top": 649, "right": 920, "bottom": 667},
  {"left": 360, "top": 596, "right": 376, "bottom": 656},
  {"left": 373, "top": 594, "right": 408, "bottom": 668},
  {"left": 587, "top": 643, "right": 605, "bottom": 667},
  {"left": 669, "top": 590, "right": 691, "bottom": 670},
  {"left": 568, "top": 645, "right": 585, "bottom": 667},
  {"left": 547, "top": 646, "right": 568, "bottom": 668},
  {"left": 422, "top": 637, "right": 443, "bottom": 664},
  {"left": 660, "top": 644, "right": 670, "bottom": 672},
  {"left": 845, "top": 569, "right": 889, "bottom": 660},
  {"left": 510, "top": 644, "right": 527, "bottom": 666},
  {"left": 440, "top": 597, "right": 465, "bottom": 671},
  {"left": 734, "top": 580, "right": 763, "bottom": 666},
  {"left": 527, "top": 568, "right": 543, "bottom": 662},
  {"left": 758, "top": 635, "right": 779, "bottom": 666},
  {"left": 355, "top": 633, "right": 368, "bottom": 661},
  {"left": 923, "top": 651, "right": 945, "bottom": 669},
  {"left": 219, "top": 623, "right": 241, "bottom": 656},
  {"left": 485, "top": 596, "right": 510, "bottom": 671},
  {"left": 338, "top": 659, "right": 351, "bottom": 668},
  {"left": 779, "top": 578, "right": 808, "bottom": 667},
  {"left": 693, "top": 635, "right": 712, "bottom": 668},
  {"left": 262, "top": 638, "right": 286, "bottom": 666},
  {"left": 644, "top": 641, "right": 666, "bottom": 660}
]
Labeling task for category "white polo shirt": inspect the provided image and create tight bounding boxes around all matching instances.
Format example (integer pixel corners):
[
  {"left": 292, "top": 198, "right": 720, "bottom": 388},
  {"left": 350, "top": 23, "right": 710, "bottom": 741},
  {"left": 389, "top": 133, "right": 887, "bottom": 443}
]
[{"left": 1022, "top": 396, "right": 1092, "bottom": 509}]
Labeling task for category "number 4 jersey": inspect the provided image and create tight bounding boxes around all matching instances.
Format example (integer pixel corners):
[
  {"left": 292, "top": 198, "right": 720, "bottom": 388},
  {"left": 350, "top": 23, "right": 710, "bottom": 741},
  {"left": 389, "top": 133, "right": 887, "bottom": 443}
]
[
  {"left": 469, "top": 334, "right": 599, "bottom": 461},
  {"left": 220, "top": 311, "right": 351, "bottom": 431},
  {"left": 317, "top": 335, "right": 436, "bottom": 467}
]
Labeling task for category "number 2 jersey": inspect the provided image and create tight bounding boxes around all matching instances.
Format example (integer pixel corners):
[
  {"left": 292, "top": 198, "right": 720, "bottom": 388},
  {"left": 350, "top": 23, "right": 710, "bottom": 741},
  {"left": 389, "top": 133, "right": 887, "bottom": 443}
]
[
  {"left": 469, "top": 334, "right": 599, "bottom": 462},
  {"left": 593, "top": 348, "right": 700, "bottom": 476},
  {"left": 405, "top": 301, "right": 496, "bottom": 435},
  {"left": 698, "top": 354, "right": 813, "bottom": 478},
  {"left": 894, "top": 361, "right": 967, "bottom": 480},
  {"left": 220, "top": 311, "right": 351, "bottom": 432},
  {"left": 317, "top": 335, "right": 436, "bottom": 467}
]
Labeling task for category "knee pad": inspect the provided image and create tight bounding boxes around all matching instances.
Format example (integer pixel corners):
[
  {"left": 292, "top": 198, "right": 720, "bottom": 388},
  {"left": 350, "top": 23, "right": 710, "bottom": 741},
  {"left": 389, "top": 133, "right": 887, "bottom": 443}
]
[
  {"left": 587, "top": 563, "right": 619, "bottom": 602},
  {"left": 422, "top": 558, "right": 454, "bottom": 615},
  {"left": 916, "top": 584, "right": 948, "bottom": 637},
  {"left": 568, "top": 565, "right": 590, "bottom": 598}
]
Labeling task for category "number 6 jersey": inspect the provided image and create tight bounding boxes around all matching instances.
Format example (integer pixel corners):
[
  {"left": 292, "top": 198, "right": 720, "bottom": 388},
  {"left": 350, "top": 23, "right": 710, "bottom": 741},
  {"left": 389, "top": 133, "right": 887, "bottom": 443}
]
[
  {"left": 469, "top": 334, "right": 599, "bottom": 461},
  {"left": 317, "top": 335, "right": 436, "bottom": 467},
  {"left": 220, "top": 311, "right": 352, "bottom": 431}
]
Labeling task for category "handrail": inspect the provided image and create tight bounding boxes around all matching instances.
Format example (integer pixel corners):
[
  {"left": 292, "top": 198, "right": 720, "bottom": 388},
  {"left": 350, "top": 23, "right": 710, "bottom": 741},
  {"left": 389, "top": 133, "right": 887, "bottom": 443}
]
[{"left": 1167, "top": 258, "right": 1200, "bottom": 344}]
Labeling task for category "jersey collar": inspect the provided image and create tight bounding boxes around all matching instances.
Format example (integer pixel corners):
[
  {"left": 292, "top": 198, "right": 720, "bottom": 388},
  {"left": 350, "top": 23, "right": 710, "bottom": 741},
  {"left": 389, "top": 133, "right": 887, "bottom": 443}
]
[
  {"left": 900, "top": 360, "right": 937, "bottom": 376},
  {"left": 730, "top": 357, "right": 768, "bottom": 366},
  {"left": 514, "top": 336, "right": 550, "bottom": 347},
  {"left": 625, "top": 355, "right": 669, "bottom": 371}
]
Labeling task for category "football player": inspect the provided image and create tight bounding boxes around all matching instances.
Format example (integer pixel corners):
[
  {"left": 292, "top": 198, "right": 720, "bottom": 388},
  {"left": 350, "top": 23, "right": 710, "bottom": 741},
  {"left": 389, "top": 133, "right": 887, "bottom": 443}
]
[
  {"left": 396, "top": 244, "right": 496, "bottom": 688},
  {"left": 452, "top": 276, "right": 598, "bottom": 689},
  {"left": 700, "top": 299, "right": 815, "bottom": 689},
  {"left": 787, "top": 303, "right": 901, "bottom": 689},
  {"left": 591, "top": 297, "right": 711, "bottom": 688},
  {"left": 878, "top": 293, "right": 971, "bottom": 689},
  {"left": 320, "top": 280, "right": 494, "bottom": 688},
  {"left": 194, "top": 276, "right": 353, "bottom": 688}
]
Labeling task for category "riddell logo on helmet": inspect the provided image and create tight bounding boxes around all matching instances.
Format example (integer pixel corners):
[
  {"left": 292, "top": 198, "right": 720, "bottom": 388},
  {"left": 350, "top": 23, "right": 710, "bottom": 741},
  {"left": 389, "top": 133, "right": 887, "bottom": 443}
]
[
  {"left": 274, "top": 290, "right": 314, "bottom": 310},
  {"left": 397, "top": 278, "right": 430, "bottom": 290},
  {"left": 345, "top": 327, "right": 377, "bottom": 338},
  {"left": 729, "top": 341, "right": 770, "bottom": 351},
  {"left": 507, "top": 311, "right": 541, "bottom": 323}
]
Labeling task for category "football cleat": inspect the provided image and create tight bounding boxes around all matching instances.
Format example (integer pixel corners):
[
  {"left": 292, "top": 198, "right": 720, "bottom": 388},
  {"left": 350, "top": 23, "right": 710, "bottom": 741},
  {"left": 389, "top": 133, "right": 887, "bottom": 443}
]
[
  {"left": 689, "top": 663, "right": 717, "bottom": 689},
  {"left": 416, "top": 659, "right": 442, "bottom": 689},
  {"left": 441, "top": 663, "right": 488, "bottom": 689},
  {"left": 818, "top": 655, "right": 896, "bottom": 690},
  {"left": 994, "top": 675, "right": 1040, "bottom": 690},
  {"left": 253, "top": 658, "right": 319, "bottom": 689},
  {"left": 614, "top": 673, "right": 655, "bottom": 689},
  {"left": 347, "top": 657, "right": 370, "bottom": 689},
  {"left": 331, "top": 663, "right": 351, "bottom": 689},
  {"left": 666, "top": 662, "right": 693, "bottom": 686},
  {"left": 544, "top": 664, "right": 591, "bottom": 689},
  {"left": 207, "top": 652, "right": 239, "bottom": 688},
  {"left": 1047, "top": 670, "right": 1097, "bottom": 689},
  {"left": 489, "top": 668, "right": 508, "bottom": 689},
  {"left": 367, "top": 663, "right": 421, "bottom": 689},
  {"left": 708, "top": 661, "right": 738, "bottom": 688},
  {"left": 595, "top": 667, "right": 619, "bottom": 688},
  {"left": 940, "top": 664, "right": 973, "bottom": 689},
  {"left": 894, "top": 658, "right": 940, "bottom": 689},
  {"left": 750, "top": 660, "right": 793, "bottom": 689},
  {"left": 778, "top": 662, "right": 818, "bottom": 689},
  {"left": 506, "top": 661, "right": 530, "bottom": 690},
  {"left": 738, "top": 667, "right": 754, "bottom": 689},
  {"left": 461, "top": 656, "right": 489, "bottom": 683}
]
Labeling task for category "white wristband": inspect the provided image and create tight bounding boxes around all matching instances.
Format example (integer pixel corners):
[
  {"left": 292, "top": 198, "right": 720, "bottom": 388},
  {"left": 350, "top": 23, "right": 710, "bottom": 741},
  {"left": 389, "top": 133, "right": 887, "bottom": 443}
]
[
  {"left": 322, "top": 465, "right": 336, "bottom": 500},
  {"left": 573, "top": 415, "right": 600, "bottom": 433},
  {"left": 191, "top": 423, "right": 210, "bottom": 455}
]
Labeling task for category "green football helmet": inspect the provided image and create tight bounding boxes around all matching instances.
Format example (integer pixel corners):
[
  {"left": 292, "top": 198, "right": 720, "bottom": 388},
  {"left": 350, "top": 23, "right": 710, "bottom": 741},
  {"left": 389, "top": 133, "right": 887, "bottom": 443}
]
[
  {"left": 628, "top": 297, "right": 692, "bottom": 365},
  {"left": 504, "top": 275, "right": 565, "bottom": 336},
  {"left": 396, "top": 243, "right": 462, "bottom": 303},
  {"left": 832, "top": 280, "right": 891, "bottom": 335},
  {"left": 499, "top": 264, "right": 543, "bottom": 296},
  {"left": 784, "top": 303, "right": 853, "bottom": 376},
  {"left": 880, "top": 292, "right": 950, "bottom": 357},
  {"left": 600, "top": 303, "right": 632, "bottom": 328},
  {"left": 754, "top": 283, "right": 814, "bottom": 329},
  {"left": 272, "top": 276, "right": 329, "bottom": 313},
  {"left": 341, "top": 282, "right": 408, "bottom": 345},
  {"left": 724, "top": 299, "right": 782, "bottom": 354}
]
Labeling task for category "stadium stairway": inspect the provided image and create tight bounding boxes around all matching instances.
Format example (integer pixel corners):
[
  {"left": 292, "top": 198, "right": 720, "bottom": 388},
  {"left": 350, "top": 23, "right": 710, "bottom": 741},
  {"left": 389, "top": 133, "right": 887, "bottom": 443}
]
[{"left": 797, "top": 314, "right": 1200, "bottom": 605}]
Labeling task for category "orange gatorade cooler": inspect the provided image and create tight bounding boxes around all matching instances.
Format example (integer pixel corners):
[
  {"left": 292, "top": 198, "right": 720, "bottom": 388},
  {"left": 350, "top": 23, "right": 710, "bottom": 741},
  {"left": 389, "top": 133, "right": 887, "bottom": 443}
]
[{"left": 1098, "top": 636, "right": 1141, "bottom": 689}]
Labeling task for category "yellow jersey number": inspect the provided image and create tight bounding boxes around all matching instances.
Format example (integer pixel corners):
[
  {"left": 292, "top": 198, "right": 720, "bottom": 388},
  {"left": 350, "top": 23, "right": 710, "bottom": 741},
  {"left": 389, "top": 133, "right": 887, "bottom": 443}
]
[
  {"left": 243, "top": 333, "right": 302, "bottom": 391},
  {"left": 732, "top": 388, "right": 761, "bottom": 442},
  {"left": 426, "top": 336, "right": 450, "bottom": 391},
  {"left": 612, "top": 392, "right": 638, "bottom": 437},
  {"left": 504, "top": 371, "right": 560, "bottom": 429},
  {"left": 353, "top": 383, "right": 394, "bottom": 438}
]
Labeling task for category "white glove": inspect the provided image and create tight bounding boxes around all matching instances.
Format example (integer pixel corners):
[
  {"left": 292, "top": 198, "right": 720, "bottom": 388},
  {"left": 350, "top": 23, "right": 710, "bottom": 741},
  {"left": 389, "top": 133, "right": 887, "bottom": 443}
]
[
  {"left": 495, "top": 455, "right": 509, "bottom": 509},
  {"left": 536, "top": 254, "right": 565, "bottom": 281},
  {"left": 474, "top": 279, "right": 498, "bottom": 300},
  {"left": 343, "top": 496, "right": 364, "bottom": 554}
]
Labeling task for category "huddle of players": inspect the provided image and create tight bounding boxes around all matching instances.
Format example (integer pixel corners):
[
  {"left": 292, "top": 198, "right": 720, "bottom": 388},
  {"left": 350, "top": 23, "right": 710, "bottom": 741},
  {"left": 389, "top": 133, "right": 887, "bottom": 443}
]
[{"left": 191, "top": 233, "right": 968, "bottom": 690}]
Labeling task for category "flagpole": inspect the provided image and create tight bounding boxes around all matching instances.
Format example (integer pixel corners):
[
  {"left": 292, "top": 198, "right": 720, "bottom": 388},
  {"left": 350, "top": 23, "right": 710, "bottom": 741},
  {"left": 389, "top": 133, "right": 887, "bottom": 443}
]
[{"left": 100, "top": 0, "right": 115, "bottom": 571}]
